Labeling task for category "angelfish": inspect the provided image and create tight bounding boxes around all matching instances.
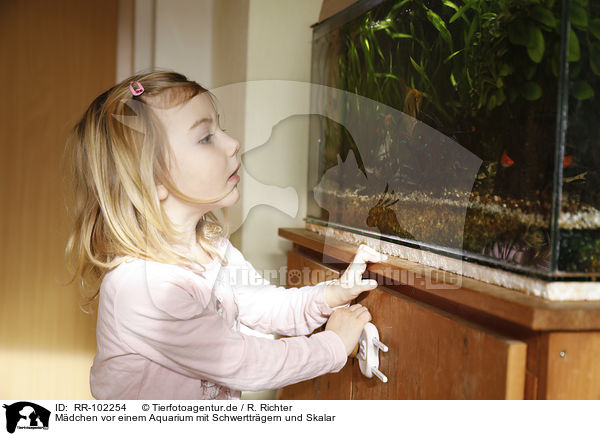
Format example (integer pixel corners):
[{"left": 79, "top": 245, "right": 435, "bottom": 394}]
[{"left": 397, "top": 87, "right": 423, "bottom": 137}]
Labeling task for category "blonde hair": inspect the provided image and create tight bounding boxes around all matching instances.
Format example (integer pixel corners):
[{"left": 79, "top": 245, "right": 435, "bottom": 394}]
[{"left": 62, "top": 70, "right": 229, "bottom": 312}]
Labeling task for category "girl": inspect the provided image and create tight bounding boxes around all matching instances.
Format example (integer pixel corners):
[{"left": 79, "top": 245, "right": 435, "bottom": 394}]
[{"left": 63, "top": 71, "right": 386, "bottom": 400}]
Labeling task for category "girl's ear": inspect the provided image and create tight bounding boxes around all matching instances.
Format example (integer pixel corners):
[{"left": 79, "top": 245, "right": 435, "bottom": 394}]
[{"left": 157, "top": 184, "right": 169, "bottom": 201}]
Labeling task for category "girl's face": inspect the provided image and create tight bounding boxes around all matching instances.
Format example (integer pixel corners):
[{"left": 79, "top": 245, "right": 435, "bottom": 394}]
[{"left": 154, "top": 92, "right": 241, "bottom": 213}]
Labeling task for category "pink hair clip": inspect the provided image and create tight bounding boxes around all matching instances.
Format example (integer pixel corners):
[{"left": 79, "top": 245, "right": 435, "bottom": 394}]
[{"left": 129, "top": 80, "right": 144, "bottom": 96}]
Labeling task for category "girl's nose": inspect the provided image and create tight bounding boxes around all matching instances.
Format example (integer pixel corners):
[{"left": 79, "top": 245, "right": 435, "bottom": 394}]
[{"left": 226, "top": 133, "right": 241, "bottom": 157}]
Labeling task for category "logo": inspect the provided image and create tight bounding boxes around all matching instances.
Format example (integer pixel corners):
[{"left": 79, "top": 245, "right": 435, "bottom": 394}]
[{"left": 2, "top": 402, "right": 50, "bottom": 433}]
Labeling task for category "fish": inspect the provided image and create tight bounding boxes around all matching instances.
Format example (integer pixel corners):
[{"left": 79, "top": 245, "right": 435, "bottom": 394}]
[
  {"left": 500, "top": 150, "right": 514, "bottom": 168},
  {"left": 395, "top": 78, "right": 423, "bottom": 135},
  {"left": 564, "top": 171, "right": 588, "bottom": 183},
  {"left": 397, "top": 87, "right": 423, "bottom": 137},
  {"left": 403, "top": 88, "right": 423, "bottom": 119},
  {"left": 476, "top": 161, "right": 498, "bottom": 180}
]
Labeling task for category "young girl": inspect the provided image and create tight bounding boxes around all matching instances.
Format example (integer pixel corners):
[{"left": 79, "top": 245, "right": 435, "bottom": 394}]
[{"left": 63, "top": 71, "right": 387, "bottom": 400}]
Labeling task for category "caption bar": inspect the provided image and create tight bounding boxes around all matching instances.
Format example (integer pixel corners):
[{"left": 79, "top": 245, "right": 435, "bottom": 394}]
[{"left": 53, "top": 402, "right": 334, "bottom": 424}]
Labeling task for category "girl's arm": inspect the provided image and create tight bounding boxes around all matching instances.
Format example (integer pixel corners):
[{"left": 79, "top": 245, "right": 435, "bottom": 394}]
[
  {"left": 110, "top": 261, "right": 347, "bottom": 392},
  {"left": 223, "top": 241, "right": 343, "bottom": 336}
]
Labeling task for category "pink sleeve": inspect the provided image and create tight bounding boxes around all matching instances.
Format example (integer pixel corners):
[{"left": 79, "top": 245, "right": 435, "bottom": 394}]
[
  {"left": 224, "top": 242, "right": 340, "bottom": 336},
  {"left": 112, "top": 261, "right": 347, "bottom": 392}
]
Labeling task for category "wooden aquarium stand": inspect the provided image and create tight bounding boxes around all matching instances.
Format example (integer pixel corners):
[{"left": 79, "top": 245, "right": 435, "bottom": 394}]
[{"left": 276, "top": 227, "right": 600, "bottom": 400}]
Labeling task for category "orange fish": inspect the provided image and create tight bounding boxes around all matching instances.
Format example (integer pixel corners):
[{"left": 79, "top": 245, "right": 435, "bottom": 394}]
[
  {"left": 563, "top": 154, "right": 573, "bottom": 168},
  {"left": 403, "top": 88, "right": 423, "bottom": 119},
  {"left": 500, "top": 150, "right": 514, "bottom": 168}
]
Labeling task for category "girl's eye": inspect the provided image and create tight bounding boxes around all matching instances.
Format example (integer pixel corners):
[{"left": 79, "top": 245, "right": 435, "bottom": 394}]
[{"left": 199, "top": 134, "right": 213, "bottom": 144}]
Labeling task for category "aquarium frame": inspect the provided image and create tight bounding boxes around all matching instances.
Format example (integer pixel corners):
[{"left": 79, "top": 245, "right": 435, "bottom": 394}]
[
  {"left": 312, "top": 0, "right": 389, "bottom": 37},
  {"left": 549, "top": 0, "right": 571, "bottom": 275}
]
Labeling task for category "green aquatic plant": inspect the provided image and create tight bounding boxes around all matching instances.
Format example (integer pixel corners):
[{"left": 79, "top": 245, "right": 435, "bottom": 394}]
[
  {"left": 336, "top": 0, "right": 599, "bottom": 119},
  {"left": 326, "top": 0, "right": 599, "bottom": 198}
]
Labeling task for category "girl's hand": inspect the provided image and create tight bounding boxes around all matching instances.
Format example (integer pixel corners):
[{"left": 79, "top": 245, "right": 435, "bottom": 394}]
[
  {"left": 325, "top": 244, "right": 388, "bottom": 308},
  {"left": 325, "top": 304, "right": 372, "bottom": 356}
]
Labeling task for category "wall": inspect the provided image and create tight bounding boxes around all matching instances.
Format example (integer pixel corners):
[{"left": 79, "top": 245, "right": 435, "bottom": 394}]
[
  {"left": 236, "top": 0, "right": 322, "bottom": 276},
  {"left": 155, "top": 0, "right": 214, "bottom": 86}
]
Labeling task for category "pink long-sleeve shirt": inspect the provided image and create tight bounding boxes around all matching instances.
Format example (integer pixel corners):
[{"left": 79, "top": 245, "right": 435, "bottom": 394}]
[{"left": 89, "top": 238, "right": 347, "bottom": 400}]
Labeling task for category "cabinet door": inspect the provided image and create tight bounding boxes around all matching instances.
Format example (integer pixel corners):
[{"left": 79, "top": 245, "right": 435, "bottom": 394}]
[
  {"left": 353, "top": 287, "right": 527, "bottom": 399},
  {"left": 277, "top": 250, "right": 353, "bottom": 400},
  {"left": 543, "top": 331, "right": 600, "bottom": 399}
]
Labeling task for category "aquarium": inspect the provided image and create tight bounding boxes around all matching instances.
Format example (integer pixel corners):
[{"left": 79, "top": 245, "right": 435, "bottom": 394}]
[{"left": 306, "top": 0, "right": 600, "bottom": 281}]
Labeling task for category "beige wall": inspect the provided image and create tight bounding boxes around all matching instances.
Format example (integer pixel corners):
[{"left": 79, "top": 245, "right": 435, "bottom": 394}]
[
  {"left": 235, "top": 0, "right": 322, "bottom": 274},
  {"left": 155, "top": 0, "right": 215, "bottom": 86},
  {"left": 212, "top": 0, "right": 249, "bottom": 89}
]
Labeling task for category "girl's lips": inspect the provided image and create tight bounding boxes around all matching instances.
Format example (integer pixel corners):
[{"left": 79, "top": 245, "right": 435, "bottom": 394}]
[
  {"left": 228, "top": 163, "right": 241, "bottom": 182},
  {"left": 229, "top": 163, "right": 241, "bottom": 178}
]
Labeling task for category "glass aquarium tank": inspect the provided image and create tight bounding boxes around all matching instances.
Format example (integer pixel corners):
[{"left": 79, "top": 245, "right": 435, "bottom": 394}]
[{"left": 306, "top": 0, "right": 600, "bottom": 282}]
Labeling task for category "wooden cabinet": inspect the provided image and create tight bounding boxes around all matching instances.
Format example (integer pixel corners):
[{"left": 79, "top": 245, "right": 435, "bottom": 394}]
[{"left": 277, "top": 228, "right": 600, "bottom": 400}]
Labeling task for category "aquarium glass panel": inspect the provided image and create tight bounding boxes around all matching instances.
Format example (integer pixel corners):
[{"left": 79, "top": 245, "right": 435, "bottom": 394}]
[
  {"left": 559, "top": 0, "right": 600, "bottom": 275},
  {"left": 307, "top": 0, "right": 600, "bottom": 279}
]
